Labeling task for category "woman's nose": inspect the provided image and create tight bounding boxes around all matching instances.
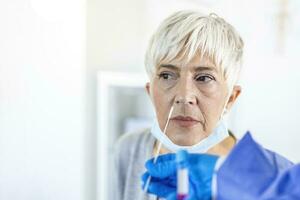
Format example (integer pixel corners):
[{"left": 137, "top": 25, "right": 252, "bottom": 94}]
[
  {"left": 174, "top": 83, "right": 198, "bottom": 105},
  {"left": 175, "top": 96, "right": 197, "bottom": 105},
  {"left": 174, "top": 76, "right": 198, "bottom": 105}
]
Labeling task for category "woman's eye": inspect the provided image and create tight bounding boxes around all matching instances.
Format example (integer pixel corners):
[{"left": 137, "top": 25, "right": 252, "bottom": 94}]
[
  {"left": 195, "top": 75, "right": 215, "bottom": 82},
  {"left": 158, "top": 72, "right": 175, "bottom": 80}
]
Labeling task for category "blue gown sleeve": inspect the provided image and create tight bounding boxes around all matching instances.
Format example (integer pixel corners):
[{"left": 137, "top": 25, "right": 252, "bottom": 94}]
[
  {"left": 215, "top": 132, "right": 295, "bottom": 200},
  {"left": 261, "top": 163, "right": 300, "bottom": 199}
]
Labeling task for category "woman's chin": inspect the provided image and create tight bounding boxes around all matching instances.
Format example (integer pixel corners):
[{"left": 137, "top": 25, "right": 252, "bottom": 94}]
[{"left": 169, "top": 134, "right": 204, "bottom": 146}]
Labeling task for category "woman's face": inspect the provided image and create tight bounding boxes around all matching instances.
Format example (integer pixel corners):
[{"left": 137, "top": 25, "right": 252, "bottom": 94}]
[{"left": 146, "top": 53, "right": 241, "bottom": 146}]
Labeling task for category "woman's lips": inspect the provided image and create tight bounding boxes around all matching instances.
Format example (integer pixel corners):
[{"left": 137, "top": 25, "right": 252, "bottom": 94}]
[{"left": 171, "top": 116, "right": 200, "bottom": 127}]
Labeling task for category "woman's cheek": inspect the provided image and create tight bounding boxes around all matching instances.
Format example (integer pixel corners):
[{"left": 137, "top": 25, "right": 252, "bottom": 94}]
[
  {"left": 156, "top": 78, "right": 177, "bottom": 90},
  {"left": 198, "top": 83, "right": 220, "bottom": 97}
]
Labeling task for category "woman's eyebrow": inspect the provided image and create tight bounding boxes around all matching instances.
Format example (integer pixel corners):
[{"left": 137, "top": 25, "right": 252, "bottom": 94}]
[
  {"left": 158, "top": 64, "right": 216, "bottom": 73},
  {"left": 158, "top": 64, "right": 180, "bottom": 72},
  {"left": 193, "top": 65, "right": 217, "bottom": 72}
]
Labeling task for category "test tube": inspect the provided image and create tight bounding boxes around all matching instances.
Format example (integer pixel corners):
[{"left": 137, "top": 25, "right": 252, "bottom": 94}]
[{"left": 176, "top": 150, "right": 189, "bottom": 200}]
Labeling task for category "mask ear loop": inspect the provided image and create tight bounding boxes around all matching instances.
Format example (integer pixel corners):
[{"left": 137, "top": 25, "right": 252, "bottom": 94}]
[
  {"left": 143, "top": 105, "right": 174, "bottom": 194},
  {"left": 220, "top": 86, "right": 234, "bottom": 119}
]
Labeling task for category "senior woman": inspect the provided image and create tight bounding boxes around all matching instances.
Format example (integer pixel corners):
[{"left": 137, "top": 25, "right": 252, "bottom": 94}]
[{"left": 113, "top": 10, "right": 243, "bottom": 200}]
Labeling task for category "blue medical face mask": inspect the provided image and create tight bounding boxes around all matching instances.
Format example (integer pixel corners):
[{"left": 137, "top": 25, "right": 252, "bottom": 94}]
[{"left": 150, "top": 117, "right": 229, "bottom": 153}]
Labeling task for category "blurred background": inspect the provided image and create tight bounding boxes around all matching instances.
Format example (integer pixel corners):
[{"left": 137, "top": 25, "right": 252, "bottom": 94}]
[{"left": 1, "top": 0, "right": 300, "bottom": 199}]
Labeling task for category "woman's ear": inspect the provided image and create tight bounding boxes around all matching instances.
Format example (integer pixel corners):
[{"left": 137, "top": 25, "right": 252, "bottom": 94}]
[
  {"left": 145, "top": 82, "right": 150, "bottom": 96},
  {"left": 226, "top": 85, "right": 242, "bottom": 111}
]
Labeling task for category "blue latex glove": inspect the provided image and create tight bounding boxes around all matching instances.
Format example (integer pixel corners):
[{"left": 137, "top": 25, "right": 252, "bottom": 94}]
[{"left": 141, "top": 151, "right": 219, "bottom": 200}]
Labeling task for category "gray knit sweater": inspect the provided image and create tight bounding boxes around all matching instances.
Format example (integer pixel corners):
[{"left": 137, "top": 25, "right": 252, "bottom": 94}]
[{"left": 112, "top": 128, "right": 158, "bottom": 200}]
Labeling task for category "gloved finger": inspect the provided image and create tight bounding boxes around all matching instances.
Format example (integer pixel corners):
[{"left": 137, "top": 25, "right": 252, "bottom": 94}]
[
  {"left": 145, "top": 153, "right": 175, "bottom": 166},
  {"left": 141, "top": 172, "right": 150, "bottom": 188},
  {"left": 146, "top": 153, "right": 176, "bottom": 164},
  {"left": 188, "top": 165, "right": 214, "bottom": 185},
  {"left": 141, "top": 172, "right": 150, "bottom": 182},
  {"left": 145, "top": 160, "right": 177, "bottom": 178},
  {"left": 147, "top": 181, "right": 176, "bottom": 198},
  {"left": 141, "top": 172, "right": 177, "bottom": 189},
  {"left": 145, "top": 158, "right": 177, "bottom": 178},
  {"left": 166, "top": 192, "right": 177, "bottom": 200},
  {"left": 188, "top": 153, "right": 219, "bottom": 167},
  {"left": 141, "top": 172, "right": 161, "bottom": 187}
]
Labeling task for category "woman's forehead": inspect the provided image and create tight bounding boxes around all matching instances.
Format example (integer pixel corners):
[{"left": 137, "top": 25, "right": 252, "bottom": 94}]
[{"left": 157, "top": 53, "right": 220, "bottom": 73}]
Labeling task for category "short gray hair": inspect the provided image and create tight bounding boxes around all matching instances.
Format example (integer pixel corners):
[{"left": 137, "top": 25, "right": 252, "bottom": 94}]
[{"left": 145, "top": 10, "right": 244, "bottom": 91}]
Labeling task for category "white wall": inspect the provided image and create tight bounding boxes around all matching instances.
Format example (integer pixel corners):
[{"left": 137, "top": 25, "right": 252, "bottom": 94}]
[
  {"left": 87, "top": 0, "right": 147, "bottom": 71},
  {"left": 0, "top": 0, "right": 87, "bottom": 200}
]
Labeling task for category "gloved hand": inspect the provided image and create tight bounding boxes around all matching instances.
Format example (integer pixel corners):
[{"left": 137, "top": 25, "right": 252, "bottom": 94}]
[{"left": 141, "top": 150, "right": 219, "bottom": 200}]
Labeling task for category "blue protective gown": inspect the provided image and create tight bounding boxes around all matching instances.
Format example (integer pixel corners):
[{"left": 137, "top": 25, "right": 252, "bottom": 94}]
[{"left": 216, "top": 132, "right": 300, "bottom": 200}]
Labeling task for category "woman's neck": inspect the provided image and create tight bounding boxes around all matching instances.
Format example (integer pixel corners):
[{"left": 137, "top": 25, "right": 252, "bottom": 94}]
[{"left": 153, "top": 135, "right": 236, "bottom": 156}]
